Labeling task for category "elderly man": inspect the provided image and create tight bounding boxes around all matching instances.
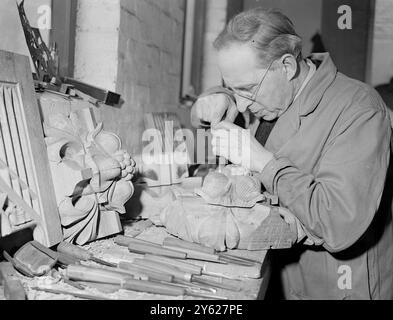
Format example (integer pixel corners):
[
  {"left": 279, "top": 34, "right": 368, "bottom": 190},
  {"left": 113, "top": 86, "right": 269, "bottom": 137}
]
[{"left": 191, "top": 8, "right": 393, "bottom": 300}]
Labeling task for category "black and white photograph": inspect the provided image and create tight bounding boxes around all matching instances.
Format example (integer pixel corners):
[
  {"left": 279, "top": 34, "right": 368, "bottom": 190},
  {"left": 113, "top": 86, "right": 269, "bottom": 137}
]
[{"left": 0, "top": 0, "right": 393, "bottom": 307}]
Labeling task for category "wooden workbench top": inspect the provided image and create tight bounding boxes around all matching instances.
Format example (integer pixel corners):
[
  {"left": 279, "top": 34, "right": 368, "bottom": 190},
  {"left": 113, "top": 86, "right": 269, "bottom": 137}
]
[{"left": 0, "top": 221, "right": 271, "bottom": 300}]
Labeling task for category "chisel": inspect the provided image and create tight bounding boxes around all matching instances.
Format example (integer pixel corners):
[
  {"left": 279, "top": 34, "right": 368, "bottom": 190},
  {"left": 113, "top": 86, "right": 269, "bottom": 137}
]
[
  {"left": 163, "top": 238, "right": 259, "bottom": 266},
  {"left": 128, "top": 242, "right": 187, "bottom": 259},
  {"left": 115, "top": 235, "right": 223, "bottom": 263},
  {"left": 118, "top": 261, "right": 174, "bottom": 283},
  {"left": 118, "top": 261, "right": 217, "bottom": 294},
  {"left": 116, "top": 235, "right": 187, "bottom": 259},
  {"left": 57, "top": 242, "right": 117, "bottom": 267},
  {"left": 31, "top": 287, "right": 112, "bottom": 300},
  {"left": 65, "top": 265, "right": 226, "bottom": 299},
  {"left": 143, "top": 254, "right": 242, "bottom": 285},
  {"left": 133, "top": 258, "right": 240, "bottom": 292}
]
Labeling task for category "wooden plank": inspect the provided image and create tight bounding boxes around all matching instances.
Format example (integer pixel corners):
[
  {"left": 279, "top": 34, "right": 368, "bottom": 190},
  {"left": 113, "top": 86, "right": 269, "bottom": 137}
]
[
  {"left": 0, "top": 50, "right": 62, "bottom": 246},
  {"left": 62, "top": 77, "right": 121, "bottom": 106}
]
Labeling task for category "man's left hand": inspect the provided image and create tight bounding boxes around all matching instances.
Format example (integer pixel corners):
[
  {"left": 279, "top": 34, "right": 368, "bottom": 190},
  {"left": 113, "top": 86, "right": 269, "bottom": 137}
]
[{"left": 211, "top": 121, "right": 274, "bottom": 172}]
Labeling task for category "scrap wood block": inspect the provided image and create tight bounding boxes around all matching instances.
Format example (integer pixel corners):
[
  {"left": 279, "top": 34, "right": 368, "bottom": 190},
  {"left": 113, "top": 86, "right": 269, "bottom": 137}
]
[
  {"left": 4, "top": 279, "right": 26, "bottom": 300},
  {"left": 12, "top": 241, "right": 58, "bottom": 276},
  {"left": 0, "top": 262, "right": 26, "bottom": 300},
  {"left": 245, "top": 212, "right": 297, "bottom": 250}
]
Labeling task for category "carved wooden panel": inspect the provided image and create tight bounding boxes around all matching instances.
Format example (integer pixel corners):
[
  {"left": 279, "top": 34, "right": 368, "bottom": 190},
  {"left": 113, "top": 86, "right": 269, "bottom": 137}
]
[{"left": 0, "top": 50, "right": 62, "bottom": 246}]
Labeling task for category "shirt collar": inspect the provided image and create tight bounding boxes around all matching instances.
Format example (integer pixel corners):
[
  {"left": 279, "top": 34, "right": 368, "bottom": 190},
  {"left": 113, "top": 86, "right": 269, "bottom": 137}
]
[{"left": 295, "top": 53, "right": 338, "bottom": 117}]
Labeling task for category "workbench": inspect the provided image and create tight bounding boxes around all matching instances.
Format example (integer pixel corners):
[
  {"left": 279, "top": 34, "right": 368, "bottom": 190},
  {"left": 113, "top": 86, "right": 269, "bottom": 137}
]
[{"left": 0, "top": 221, "right": 271, "bottom": 300}]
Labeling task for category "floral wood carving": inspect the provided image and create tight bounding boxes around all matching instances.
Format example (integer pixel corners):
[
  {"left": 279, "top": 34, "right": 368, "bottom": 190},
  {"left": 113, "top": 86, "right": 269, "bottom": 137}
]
[{"left": 43, "top": 111, "right": 136, "bottom": 245}]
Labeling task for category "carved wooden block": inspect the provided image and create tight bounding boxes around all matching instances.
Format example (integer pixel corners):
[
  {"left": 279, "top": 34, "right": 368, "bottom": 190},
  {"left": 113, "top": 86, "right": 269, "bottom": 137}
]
[
  {"left": 0, "top": 50, "right": 62, "bottom": 246},
  {"left": 37, "top": 92, "right": 136, "bottom": 245}
]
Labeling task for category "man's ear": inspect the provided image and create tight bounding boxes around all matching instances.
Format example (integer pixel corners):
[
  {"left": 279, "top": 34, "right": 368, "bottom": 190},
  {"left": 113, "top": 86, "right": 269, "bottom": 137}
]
[{"left": 280, "top": 54, "right": 298, "bottom": 81}]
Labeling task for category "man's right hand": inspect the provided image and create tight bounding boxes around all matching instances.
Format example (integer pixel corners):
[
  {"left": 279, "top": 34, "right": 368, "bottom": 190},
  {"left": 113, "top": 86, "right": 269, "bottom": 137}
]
[{"left": 190, "top": 93, "right": 239, "bottom": 128}]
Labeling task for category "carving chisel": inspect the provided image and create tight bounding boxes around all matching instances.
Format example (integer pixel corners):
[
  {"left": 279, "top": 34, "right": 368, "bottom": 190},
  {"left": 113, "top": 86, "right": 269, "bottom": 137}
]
[
  {"left": 132, "top": 258, "right": 240, "bottom": 292},
  {"left": 57, "top": 242, "right": 117, "bottom": 267},
  {"left": 65, "top": 265, "right": 227, "bottom": 299},
  {"left": 163, "top": 237, "right": 260, "bottom": 266},
  {"left": 115, "top": 235, "right": 225, "bottom": 264},
  {"left": 118, "top": 261, "right": 217, "bottom": 294},
  {"left": 143, "top": 254, "right": 241, "bottom": 282}
]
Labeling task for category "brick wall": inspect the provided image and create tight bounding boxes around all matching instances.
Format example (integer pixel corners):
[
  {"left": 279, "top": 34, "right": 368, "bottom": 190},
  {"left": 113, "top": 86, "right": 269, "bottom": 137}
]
[
  {"left": 74, "top": 0, "right": 188, "bottom": 155},
  {"left": 201, "top": 0, "right": 227, "bottom": 91}
]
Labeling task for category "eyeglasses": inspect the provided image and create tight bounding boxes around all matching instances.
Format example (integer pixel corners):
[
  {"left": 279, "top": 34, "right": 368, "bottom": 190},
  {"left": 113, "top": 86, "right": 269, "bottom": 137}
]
[{"left": 223, "top": 59, "right": 274, "bottom": 104}]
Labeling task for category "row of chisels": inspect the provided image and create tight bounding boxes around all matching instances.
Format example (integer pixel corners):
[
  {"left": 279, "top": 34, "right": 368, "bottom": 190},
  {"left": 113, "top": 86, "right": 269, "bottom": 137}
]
[
  {"left": 51, "top": 237, "right": 257, "bottom": 299},
  {"left": 115, "top": 235, "right": 260, "bottom": 266},
  {"left": 19, "top": 235, "right": 261, "bottom": 300}
]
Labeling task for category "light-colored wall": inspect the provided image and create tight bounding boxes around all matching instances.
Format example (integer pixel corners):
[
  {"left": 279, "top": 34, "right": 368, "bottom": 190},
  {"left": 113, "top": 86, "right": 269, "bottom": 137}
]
[
  {"left": 73, "top": 0, "right": 120, "bottom": 91},
  {"left": 369, "top": 0, "right": 393, "bottom": 86},
  {"left": 74, "top": 0, "right": 187, "bottom": 155},
  {"left": 201, "top": 0, "right": 228, "bottom": 91},
  {"left": 244, "top": 0, "right": 323, "bottom": 57}
]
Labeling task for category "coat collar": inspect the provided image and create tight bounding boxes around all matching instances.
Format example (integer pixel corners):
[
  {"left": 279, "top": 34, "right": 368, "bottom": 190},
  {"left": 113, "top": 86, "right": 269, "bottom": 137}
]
[{"left": 296, "top": 53, "right": 338, "bottom": 117}]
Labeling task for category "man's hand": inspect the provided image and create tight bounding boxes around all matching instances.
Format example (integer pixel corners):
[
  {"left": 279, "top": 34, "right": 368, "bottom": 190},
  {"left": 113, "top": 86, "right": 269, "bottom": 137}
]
[
  {"left": 211, "top": 121, "right": 274, "bottom": 172},
  {"left": 190, "top": 93, "right": 238, "bottom": 128}
]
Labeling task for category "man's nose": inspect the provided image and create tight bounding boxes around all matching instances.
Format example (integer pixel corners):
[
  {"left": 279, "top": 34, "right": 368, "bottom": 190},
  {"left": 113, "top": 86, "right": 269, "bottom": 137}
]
[{"left": 235, "top": 95, "right": 252, "bottom": 113}]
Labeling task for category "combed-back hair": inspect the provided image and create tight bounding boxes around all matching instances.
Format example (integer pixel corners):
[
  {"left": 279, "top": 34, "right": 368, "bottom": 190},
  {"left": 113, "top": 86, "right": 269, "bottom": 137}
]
[{"left": 213, "top": 8, "right": 303, "bottom": 68}]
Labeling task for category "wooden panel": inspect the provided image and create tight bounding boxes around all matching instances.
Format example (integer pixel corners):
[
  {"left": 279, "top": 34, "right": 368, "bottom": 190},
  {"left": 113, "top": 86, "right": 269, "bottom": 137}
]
[{"left": 0, "top": 50, "right": 62, "bottom": 246}]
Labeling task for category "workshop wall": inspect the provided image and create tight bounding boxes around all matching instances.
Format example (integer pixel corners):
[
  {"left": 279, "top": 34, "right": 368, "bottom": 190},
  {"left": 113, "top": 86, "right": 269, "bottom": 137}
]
[{"left": 74, "top": 0, "right": 188, "bottom": 156}]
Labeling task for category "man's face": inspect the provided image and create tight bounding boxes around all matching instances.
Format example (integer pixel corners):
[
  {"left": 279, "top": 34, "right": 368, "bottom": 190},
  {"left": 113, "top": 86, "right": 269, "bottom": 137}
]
[{"left": 217, "top": 43, "right": 295, "bottom": 121}]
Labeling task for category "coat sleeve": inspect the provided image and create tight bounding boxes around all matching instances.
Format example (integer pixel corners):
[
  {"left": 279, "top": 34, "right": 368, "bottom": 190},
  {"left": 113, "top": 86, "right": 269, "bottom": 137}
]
[{"left": 259, "top": 107, "right": 391, "bottom": 252}]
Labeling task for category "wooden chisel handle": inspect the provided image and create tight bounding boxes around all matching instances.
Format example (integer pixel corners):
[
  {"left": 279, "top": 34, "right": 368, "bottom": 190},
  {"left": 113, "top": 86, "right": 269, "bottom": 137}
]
[
  {"left": 57, "top": 242, "right": 91, "bottom": 261},
  {"left": 133, "top": 258, "right": 193, "bottom": 282},
  {"left": 162, "top": 245, "right": 222, "bottom": 263},
  {"left": 143, "top": 255, "right": 202, "bottom": 275},
  {"left": 118, "top": 261, "right": 174, "bottom": 283},
  {"left": 58, "top": 252, "right": 81, "bottom": 266},
  {"left": 163, "top": 238, "right": 215, "bottom": 254},
  {"left": 115, "top": 235, "right": 160, "bottom": 248},
  {"left": 128, "top": 243, "right": 187, "bottom": 259},
  {"left": 66, "top": 265, "right": 130, "bottom": 285},
  {"left": 122, "top": 278, "right": 185, "bottom": 297}
]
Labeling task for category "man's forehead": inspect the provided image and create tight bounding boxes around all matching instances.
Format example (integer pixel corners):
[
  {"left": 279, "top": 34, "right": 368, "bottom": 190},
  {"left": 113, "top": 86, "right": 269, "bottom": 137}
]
[{"left": 217, "top": 43, "right": 260, "bottom": 83}]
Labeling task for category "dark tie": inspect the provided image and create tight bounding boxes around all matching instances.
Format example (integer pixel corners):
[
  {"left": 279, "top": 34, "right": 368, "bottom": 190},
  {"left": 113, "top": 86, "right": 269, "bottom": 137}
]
[{"left": 255, "top": 119, "right": 278, "bottom": 147}]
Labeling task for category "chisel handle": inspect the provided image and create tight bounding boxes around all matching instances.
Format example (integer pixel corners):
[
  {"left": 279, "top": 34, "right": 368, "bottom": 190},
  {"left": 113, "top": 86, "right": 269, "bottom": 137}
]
[
  {"left": 162, "top": 245, "right": 221, "bottom": 263},
  {"left": 143, "top": 255, "right": 202, "bottom": 275},
  {"left": 57, "top": 242, "right": 91, "bottom": 261},
  {"left": 128, "top": 243, "right": 187, "bottom": 259},
  {"left": 163, "top": 237, "right": 215, "bottom": 254},
  {"left": 122, "top": 278, "right": 185, "bottom": 297},
  {"left": 57, "top": 252, "right": 81, "bottom": 266},
  {"left": 133, "top": 258, "right": 193, "bottom": 282},
  {"left": 115, "top": 235, "right": 160, "bottom": 248},
  {"left": 66, "top": 265, "right": 130, "bottom": 285},
  {"left": 118, "top": 261, "right": 174, "bottom": 283},
  {"left": 114, "top": 235, "right": 141, "bottom": 247}
]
